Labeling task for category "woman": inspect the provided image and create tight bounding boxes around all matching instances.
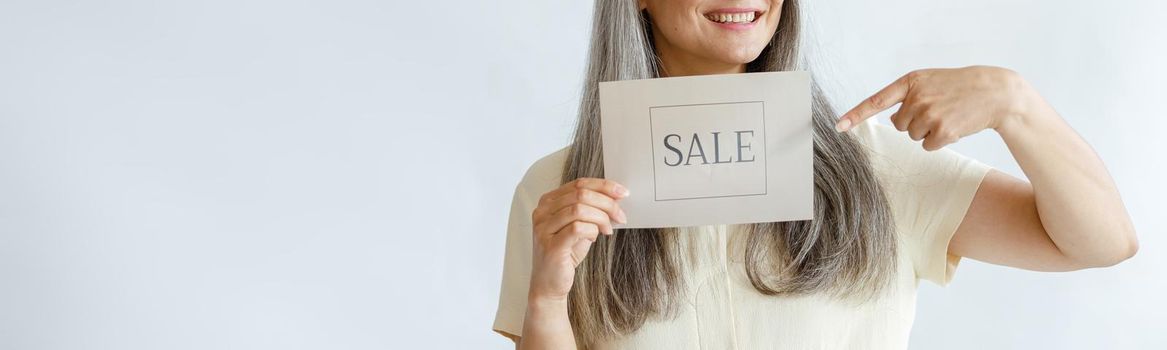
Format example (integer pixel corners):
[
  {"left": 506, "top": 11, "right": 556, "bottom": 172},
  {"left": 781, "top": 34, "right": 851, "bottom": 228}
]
[{"left": 493, "top": 0, "right": 1138, "bottom": 348}]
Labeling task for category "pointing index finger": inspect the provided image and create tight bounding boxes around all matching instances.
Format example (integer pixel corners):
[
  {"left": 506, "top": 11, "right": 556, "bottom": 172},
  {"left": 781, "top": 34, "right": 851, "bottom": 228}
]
[{"left": 835, "top": 73, "right": 913, "bottom": 132}]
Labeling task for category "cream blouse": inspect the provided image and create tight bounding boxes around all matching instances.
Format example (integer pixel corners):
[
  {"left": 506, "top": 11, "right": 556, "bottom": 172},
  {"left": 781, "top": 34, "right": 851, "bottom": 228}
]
[{"left": 492, "top": 118, "right": 993, "bottom": 349}]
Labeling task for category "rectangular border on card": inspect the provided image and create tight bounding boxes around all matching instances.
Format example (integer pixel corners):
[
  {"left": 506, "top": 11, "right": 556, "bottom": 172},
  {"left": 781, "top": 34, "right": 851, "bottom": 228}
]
[{"left": 648, "top": 101, "right": 769, "bottom": 202}]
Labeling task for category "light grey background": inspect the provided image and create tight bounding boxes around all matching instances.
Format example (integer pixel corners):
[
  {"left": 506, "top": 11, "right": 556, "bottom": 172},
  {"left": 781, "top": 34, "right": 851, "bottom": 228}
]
[{"left": 0, "top": 0, "right": 1163, "bottom": 349}]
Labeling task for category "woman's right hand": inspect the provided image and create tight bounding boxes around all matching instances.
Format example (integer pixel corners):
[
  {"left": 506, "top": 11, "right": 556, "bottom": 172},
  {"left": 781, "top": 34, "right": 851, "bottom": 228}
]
[{"left": 528, "top": 178, "right": 630, "bottom": 302}]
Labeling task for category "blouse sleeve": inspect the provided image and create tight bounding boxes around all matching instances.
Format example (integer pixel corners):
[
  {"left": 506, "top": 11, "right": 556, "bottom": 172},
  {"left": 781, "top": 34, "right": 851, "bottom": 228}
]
[
  {"left": 851, "top": 119, "right": 993, "bottom": 286},
  {"left": 492, "top": 148, "right": 567, "bottom": 339}
]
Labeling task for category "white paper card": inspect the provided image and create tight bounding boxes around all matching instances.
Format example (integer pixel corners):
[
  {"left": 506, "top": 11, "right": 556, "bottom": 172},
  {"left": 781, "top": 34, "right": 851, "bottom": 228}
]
[{"left": 599, "top": 71, "right": 812, "bottom": 228}]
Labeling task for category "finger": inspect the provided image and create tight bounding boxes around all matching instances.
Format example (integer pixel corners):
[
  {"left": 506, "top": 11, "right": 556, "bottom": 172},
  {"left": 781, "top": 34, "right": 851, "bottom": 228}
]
[
  {"left": 922, "top": 129, "right": 958, "bottom": 151},
  {"left": 569, "top": 237, "right": 594, "bottom": 267},
  {"left": 836, "top": 73, "right": 914, "bottom": 132},
  {"left": 569, "top": 178, "right": 630, "bottom": 199},
  {"left": 553, "top": 221, "right": 600, "bottom": 245},
  {"left": 534, "top": 178, "right": 628, "bottom": 223},
  {"left": 906, "top": 117, "right": 932, "bottom": 141},
  {"left": 536, "top": 178, "right": 629, "bottom": 210},
  {"left": 889, "top": 107, "right": 913, "bottom": 132},
  {"left": 551, "top": 221, "right": 601, "bottom": 265},
  {"left": 543, "top": 189, "right": 626, "bottom": 224},
  {"left": 535, "top": 203, "right": 614, "bottom": 238}
]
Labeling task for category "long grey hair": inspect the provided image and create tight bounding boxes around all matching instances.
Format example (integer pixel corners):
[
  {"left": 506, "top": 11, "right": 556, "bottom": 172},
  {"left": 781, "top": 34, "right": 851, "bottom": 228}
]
[{"left": 561, "top": 0, "right": 898, "bottom": 347}]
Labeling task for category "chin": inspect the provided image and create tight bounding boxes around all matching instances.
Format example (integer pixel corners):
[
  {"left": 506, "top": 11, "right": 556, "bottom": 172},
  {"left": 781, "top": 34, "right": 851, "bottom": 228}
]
[{"left": 714, "top": 45, "right": 767, "bottom": 66}]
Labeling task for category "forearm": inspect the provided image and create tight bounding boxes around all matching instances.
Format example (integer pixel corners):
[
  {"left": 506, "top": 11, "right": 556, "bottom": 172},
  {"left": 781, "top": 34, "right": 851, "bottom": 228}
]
[
  {"left": 517, "top": 296, "right": 577, "bottom": 349},
  {"left": 994, "top": 90, "right": 1138, "bottom": 265}
]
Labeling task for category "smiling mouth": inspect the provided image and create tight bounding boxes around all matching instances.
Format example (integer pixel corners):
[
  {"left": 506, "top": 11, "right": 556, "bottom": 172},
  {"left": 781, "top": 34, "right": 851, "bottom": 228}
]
[{"left": 704, "top": 10, "right": 761, "bottom": 24}]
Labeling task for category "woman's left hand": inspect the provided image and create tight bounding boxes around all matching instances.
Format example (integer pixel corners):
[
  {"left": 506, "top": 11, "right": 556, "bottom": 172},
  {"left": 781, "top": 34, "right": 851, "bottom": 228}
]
[{"left": 834, "top": 65, "right": 1043, "bottom": 150}]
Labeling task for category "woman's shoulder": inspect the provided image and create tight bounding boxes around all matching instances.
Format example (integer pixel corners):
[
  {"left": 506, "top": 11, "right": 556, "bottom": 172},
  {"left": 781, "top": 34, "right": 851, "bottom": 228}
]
[
  {"left": 846, "top": 116, "right": 993, "bottom": 286},
  {"left": 848, "top": 117, "right": 990, "bottom": 187},
  {"left": 513, "top": 145, "right": 571, "bottom": 200},
  {"left": 848, "top": 117, "right": 914, "bottom": 169}
]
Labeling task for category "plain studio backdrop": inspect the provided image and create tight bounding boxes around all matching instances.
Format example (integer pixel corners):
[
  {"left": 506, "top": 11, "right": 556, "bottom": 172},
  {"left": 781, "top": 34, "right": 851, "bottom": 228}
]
[{"left": 1, "top": 0, "right": 1164, "bottom": 349}]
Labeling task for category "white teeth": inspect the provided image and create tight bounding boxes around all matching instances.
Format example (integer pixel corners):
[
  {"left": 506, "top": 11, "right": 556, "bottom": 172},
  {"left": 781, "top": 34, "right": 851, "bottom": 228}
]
[{"left": 708, "top": 12, "right": 756, "bottom": 23}]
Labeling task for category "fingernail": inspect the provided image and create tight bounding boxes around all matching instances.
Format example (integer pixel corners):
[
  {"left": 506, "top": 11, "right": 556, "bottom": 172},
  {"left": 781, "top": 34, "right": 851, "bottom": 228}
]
[
  {"left": 617, "top": 209, "right": 628, "bottom": 224},
  {"left": 834, "top": 119, "right": 851, "bottom": 132},
  {"left": 617, "top": 186, "right": 630, "bottom": 198}
]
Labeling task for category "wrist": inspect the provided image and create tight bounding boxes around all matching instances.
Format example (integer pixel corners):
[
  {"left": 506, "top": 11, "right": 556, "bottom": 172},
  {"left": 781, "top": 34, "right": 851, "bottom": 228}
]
[
  {"left": 994, "top": 107, "right": 1065, "bottom": 151},
  {"left": 521, "top": 292, "right": 575, "bottom": 345},
  {"left": 528, "top": 293, "right": 570, "bottom": 310},
  {"left": 994, "top": 78, "right": 1058, "bottom": 137}
]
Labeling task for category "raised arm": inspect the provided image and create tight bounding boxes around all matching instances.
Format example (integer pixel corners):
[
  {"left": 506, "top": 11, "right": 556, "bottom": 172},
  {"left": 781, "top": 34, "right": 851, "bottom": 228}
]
[{"left": 836, "top": 65, "right": 1138, "bottom": 271}]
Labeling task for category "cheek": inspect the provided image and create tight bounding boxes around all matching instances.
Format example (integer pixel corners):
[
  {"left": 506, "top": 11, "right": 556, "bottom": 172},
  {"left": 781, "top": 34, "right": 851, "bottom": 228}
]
[{"left": 655, "top": 11, "right": 702, "bottom": 44}]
